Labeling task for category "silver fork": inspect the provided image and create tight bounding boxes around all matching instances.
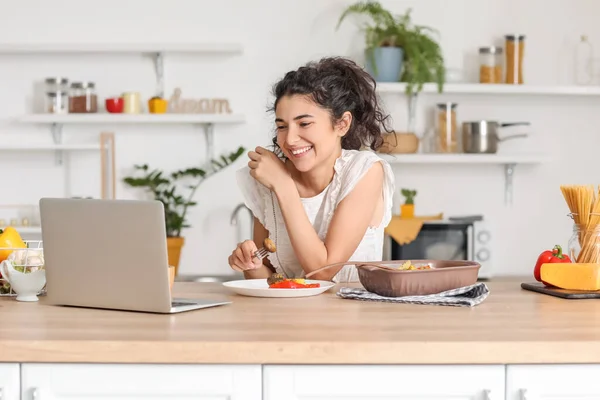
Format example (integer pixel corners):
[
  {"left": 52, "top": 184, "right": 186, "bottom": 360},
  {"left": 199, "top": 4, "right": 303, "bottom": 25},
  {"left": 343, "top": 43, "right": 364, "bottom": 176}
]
[
  {"left": 253, "top": 247, "right": 270, "bottom": 260},
  {"left": 253, "top": 238, "right": 276, "bottom": 260}
]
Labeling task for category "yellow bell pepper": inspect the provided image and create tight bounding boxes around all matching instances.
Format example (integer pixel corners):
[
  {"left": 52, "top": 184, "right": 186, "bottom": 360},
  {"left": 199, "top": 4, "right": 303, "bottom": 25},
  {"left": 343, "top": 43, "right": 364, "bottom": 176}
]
[{"left": 0, "top": 227, "right": 26, "bottom": 262}]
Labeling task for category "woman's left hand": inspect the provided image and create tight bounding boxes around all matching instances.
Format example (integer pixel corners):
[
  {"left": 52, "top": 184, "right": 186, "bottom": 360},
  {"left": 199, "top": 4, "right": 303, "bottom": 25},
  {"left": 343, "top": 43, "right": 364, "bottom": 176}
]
[{"left": 248, "top": 146, "right": 291, "bottom": 191}]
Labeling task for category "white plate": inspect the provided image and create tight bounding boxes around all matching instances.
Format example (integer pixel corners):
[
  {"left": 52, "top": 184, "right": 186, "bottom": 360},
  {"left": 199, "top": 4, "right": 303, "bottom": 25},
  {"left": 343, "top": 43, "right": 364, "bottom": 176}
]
[{"left": 222, "top": 278, "right": 335, "bottom": 298}]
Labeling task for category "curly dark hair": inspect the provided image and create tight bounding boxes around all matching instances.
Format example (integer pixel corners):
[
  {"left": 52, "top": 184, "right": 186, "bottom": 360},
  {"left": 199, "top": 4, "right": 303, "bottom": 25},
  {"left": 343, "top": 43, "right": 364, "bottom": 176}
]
[{"left": 268, "top": 57, "right": 393, "bottom": 153}]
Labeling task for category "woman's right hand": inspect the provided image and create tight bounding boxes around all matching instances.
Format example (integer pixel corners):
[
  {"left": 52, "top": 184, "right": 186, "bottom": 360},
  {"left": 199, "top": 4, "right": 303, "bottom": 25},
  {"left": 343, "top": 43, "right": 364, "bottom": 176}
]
[{"left": 228, "top": 240, "right": 263, "bottom": 272}]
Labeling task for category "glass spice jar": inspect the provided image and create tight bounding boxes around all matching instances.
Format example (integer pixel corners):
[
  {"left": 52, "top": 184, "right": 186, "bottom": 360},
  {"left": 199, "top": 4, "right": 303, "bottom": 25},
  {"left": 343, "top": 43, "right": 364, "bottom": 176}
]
[
  {"left": 45, "top": 77, "right": 69, "bottom": 93},
  {"left": 479, "top": 46, "right": 503, "bottom": 83},
  {"left": 434, "top": 103, "right": 458, "bottom": 153},
  {"left": 69, "top": 81, "right": 98, "bottom": 113},
  {"left": 567, "top": 213, "right": 600, "bottom": 263},
  {"left": 45, "top": 91, "right": 69, "bottom": 114},
  {"left": 505, "top": 34, "right": 525, "bottom": 84}
]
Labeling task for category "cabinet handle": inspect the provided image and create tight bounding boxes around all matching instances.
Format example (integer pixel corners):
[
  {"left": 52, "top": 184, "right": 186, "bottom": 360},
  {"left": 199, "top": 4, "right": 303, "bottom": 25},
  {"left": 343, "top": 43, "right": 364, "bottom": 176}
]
[
  {"left": 31, "top": 388, "right": 39, "bottom": 400},
  {"left": 483, "top": 389, "right": 493, "bottom": 400}
]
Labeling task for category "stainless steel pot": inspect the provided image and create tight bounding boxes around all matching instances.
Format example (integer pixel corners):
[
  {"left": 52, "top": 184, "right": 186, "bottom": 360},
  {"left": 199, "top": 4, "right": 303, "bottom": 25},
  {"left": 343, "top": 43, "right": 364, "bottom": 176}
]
[{"left": 462, "top": 120, "right": 529, "bottom": 154}]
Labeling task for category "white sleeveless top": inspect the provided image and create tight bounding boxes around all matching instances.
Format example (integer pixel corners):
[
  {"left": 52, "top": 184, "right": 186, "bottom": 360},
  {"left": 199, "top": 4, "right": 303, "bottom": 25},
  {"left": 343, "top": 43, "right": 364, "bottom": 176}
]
[{"left": 235, "top": 149, "right": 395, "bottom": 283}]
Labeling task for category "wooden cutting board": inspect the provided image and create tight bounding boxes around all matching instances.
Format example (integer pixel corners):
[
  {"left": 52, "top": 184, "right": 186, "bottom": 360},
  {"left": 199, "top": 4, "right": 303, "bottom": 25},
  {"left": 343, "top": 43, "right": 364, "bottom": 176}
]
[{"left": 521, "top": 282, "right": 600, "bottom": 299}]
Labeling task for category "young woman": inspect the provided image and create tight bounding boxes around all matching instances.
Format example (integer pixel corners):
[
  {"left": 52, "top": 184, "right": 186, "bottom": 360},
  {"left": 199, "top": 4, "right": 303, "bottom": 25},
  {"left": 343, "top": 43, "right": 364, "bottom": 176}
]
[{"left": 228, "top": 57, "right": 395, "bottom": 282}]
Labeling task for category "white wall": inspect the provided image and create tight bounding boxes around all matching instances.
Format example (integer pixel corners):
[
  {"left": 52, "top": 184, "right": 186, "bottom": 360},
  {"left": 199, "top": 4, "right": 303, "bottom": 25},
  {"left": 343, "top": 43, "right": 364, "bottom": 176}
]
[{"left": 1, "top": 0, "right": 599, "bottom": 277}]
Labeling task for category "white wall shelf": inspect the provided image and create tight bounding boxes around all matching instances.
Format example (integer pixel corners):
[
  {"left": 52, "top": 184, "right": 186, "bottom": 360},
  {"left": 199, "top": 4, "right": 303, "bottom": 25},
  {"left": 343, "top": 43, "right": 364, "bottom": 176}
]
[
  {"left": 17, "top": 113, "right": 246, "bottom": 162},
  {"left": 0, "top": 41, "right": 245, "bottom": 106},
  {"left": 0, "top": 226, "right": 41, "bottom": 234},
  {"left": 378, "top": 153, "right": 546, "bottom": 164},
  {"left": 1, "top": 42, "right": 243, "bottom": 220},
  {"left": 0, "top": 144, "right": 100, "bottom": 151},
  {"left": 18, "top": 113, "right": 246, "bottom": 124},
  {"left": 0, "top": 42, "right": 243, "bottom": 55},
  {"left": 379, "top": 152, "right": 547, "bottom": 205},
  {"left": 376, "top": 82, "right": 600, "bottom": 96}
]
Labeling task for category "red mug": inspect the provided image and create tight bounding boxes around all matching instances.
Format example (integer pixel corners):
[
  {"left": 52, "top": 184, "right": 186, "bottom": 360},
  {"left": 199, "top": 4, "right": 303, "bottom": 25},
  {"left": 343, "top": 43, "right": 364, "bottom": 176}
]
[{"left": 105, "top": 97, "right": 124, "bottom": 113}]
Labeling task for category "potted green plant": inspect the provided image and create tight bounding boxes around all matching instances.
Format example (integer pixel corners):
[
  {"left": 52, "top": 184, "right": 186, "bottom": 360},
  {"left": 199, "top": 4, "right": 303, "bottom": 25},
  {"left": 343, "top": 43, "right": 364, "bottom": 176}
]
[
  {"left": 123, "top": 146, "right": 245, "bottom": 275},
  {"left": 400, "top": 188, "right": 417, "bottom": 219},
  {"left": 337, "top": 1, "right": 445, "bottom": 95}
]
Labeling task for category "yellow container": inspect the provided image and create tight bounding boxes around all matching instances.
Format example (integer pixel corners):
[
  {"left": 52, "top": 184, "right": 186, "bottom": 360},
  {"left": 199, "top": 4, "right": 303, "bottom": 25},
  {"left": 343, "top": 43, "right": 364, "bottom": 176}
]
[{"left": 148, "top": 97, "right": 168, "bottom": 114}]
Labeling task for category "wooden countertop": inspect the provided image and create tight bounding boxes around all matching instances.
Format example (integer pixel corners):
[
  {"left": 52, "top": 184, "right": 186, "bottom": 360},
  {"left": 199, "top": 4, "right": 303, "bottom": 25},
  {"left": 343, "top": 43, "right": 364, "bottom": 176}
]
[{"left": 2, "top": 279, "right": 600, "bottom": 364}]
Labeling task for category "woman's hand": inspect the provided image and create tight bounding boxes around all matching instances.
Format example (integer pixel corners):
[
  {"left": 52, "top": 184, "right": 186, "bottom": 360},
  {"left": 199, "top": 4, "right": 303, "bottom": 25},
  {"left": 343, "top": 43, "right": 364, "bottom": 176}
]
[
  {"left": 248, "top": 146, "right": 291, "bottom": 191},
  {"left": 228, "top": 240, "right": 262, "bottom": 272}
]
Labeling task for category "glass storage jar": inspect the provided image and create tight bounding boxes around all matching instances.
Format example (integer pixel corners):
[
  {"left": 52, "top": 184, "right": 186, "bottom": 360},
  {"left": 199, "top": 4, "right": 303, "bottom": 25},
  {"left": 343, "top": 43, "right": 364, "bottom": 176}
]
[
  {"left": 69, "top": 81, "right": 98, "bottom": 113},
  {"left": 45, "top": 91, "right": 69, "bottom": 114},
  {"left": 45, "top": 77, "right": 69, "bottom": 93},
  {"left": 434, "top": 103, "right": 458, "bottom": 153},
  {"left": 505, "top": 34, "right": 525, "bottom": 84},
  {"left": 567, "top": 213, "right": 600, "bottom": 263},
  {"left": 479, "top": 46, "right": 503, "bottom": 83}
]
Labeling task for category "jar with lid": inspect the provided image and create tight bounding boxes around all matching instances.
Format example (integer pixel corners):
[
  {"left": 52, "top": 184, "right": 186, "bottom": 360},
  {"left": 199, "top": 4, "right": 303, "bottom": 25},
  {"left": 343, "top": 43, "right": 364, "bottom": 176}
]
[
  {"left": 434, "top": 103, "right": 458, "bottom": 153},
  {"left": 567, "top": 213, "right": 600, "bottom": 263},
  {"left": 45, "top": 91, "right": 69, "bottom": 114},
  {"left": 505, "top": 34, "right": 525, "bottom": 84},
  {"left": 479, "top": 47, "right": 503, "bottom": 83},
  {"left": 69, "top": 81, "right": 98, "bottom": 113},
  {"left": 45, "top": 77, "right": 69, "bottom": 93},
  {"left": 575, "top": 34, "right": 594, "bottom": 85}
]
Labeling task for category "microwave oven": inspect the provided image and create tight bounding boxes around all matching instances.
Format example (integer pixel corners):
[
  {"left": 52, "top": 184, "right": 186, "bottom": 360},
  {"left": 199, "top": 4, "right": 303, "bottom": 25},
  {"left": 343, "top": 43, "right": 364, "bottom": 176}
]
[{"left": 383, "top": 215, "right": 493, "bottom": 279}]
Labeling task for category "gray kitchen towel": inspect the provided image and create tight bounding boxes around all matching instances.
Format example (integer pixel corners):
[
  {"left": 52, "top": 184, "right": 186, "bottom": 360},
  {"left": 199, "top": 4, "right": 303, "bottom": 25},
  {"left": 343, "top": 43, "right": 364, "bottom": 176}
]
[{"left": 336, "top": 282, "right": 490, "bottom": 307}]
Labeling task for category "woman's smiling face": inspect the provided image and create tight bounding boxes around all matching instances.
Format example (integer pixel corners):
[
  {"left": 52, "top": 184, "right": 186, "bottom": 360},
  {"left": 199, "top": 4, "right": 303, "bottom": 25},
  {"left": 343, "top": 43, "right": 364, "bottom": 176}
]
[{"left": 275, "top": 94, "right": 350, "bottom": 172}]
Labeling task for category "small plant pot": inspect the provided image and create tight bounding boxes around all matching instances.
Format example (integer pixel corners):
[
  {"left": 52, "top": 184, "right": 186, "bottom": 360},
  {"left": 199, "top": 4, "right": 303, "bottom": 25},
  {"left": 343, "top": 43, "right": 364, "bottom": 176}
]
[
  {"left": 365, "top": 46, "right": 404, "bottom": 82},
  {"left": 400, "top": 204, "right": 415, "bottom": 219},
  {"left": 167, "top": 236, "right": 185, "bottom": 275}
]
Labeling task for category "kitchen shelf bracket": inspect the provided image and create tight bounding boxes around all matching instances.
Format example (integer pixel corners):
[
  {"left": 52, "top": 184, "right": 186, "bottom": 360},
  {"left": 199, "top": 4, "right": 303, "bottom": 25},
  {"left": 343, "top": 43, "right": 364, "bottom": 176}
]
[
  {"left": 51, "top": 122, "right": 63, "bottom": 165},
  {"left": 152, "top": 52, "right": 165, "bottom": 98},
  {"left": 202, "top": 123, "right": 214, "bottom": 162},
  {"left": 504, "top": 163, "right": 516, "bottom": 206}
]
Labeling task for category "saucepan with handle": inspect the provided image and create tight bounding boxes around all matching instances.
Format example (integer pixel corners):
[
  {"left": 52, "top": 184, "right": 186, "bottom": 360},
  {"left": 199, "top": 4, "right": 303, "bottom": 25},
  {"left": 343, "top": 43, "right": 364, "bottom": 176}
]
[{"left": 462, "top": 120, "right": 529, "bottom": 154}]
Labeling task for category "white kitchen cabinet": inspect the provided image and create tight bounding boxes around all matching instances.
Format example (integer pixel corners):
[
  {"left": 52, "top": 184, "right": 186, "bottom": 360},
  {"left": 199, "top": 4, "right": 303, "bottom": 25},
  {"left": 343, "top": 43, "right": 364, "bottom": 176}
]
[
  {"left": 21, "top": 364, "right": 261, "bottom": 400},
  {"left": 507, "top": 364, "right": 600, "bottom": 400},
  {"left": 0, "top": 364, "right": 19, "bottom": 400},
  {"left": 264, "top": 365, "right": 505, "bottom": 400}
]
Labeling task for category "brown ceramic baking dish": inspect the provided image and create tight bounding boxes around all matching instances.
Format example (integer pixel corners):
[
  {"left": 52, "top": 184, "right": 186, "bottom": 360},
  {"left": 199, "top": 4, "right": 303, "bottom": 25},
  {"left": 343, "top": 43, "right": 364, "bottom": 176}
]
[{"left": 354, "top": 260, "right": 481, "bottom": 297}]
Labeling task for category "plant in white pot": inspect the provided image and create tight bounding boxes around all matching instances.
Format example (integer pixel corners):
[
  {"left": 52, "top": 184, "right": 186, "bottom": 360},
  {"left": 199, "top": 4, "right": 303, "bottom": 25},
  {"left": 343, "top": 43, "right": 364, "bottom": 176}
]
[{"left": 337, "top": 1, "right": 445, "bottom": 96}]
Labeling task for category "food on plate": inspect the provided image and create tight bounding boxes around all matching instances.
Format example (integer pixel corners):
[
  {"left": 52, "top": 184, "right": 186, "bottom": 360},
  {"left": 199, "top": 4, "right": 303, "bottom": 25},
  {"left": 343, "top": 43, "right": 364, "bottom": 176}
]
[
  {"left": 8, "top": 249, "right": 45, "bottom": 273},
  {"left": 540, "top": 262, "right": 600, "bottom": 291},
  {"left": 397, "top": 260, "right": 431, "bottom": 271},
  {"left": 269, "top": 279, "right": 321, "bottom": 289},
  {"left": 267, "top": 273, "right": 284, "bottom": 286},
  {"left": 263, "top": 238, "right": 277, "bottom": 253},
  {"left": 267, "top": 273, "right": 320, "bottom": 289},
  {"left": 0, "top": 227, "right": 26, "bottom": 263},
  {"left": 533, "top": 245, "right": 571, "bottom": 284}
]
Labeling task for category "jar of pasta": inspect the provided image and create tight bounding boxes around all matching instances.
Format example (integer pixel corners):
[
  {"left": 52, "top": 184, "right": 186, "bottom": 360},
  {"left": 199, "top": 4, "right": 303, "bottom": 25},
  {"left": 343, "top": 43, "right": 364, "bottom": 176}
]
[
  {"left": 505, "top": 35, "right": 525, "bottom": 84},
  {"left": 479, "top": 46, "right": 503, "bottom": 83},
  {"left": 435, "top": 103, "right": 458, "bottom": 153}
]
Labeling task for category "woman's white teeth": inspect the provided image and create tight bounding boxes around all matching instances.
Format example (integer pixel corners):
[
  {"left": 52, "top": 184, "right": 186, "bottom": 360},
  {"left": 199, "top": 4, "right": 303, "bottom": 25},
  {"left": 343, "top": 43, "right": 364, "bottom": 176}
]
[{"left": 291, "top": 146, "right": 312, "bottom": 155}]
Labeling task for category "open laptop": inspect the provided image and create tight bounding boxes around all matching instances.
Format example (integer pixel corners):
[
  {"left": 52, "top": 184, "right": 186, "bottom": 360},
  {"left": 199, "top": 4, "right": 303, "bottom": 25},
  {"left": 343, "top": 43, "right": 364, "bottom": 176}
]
[{"left": 39, "top": 197, "right": 231, "bottom": 314}]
